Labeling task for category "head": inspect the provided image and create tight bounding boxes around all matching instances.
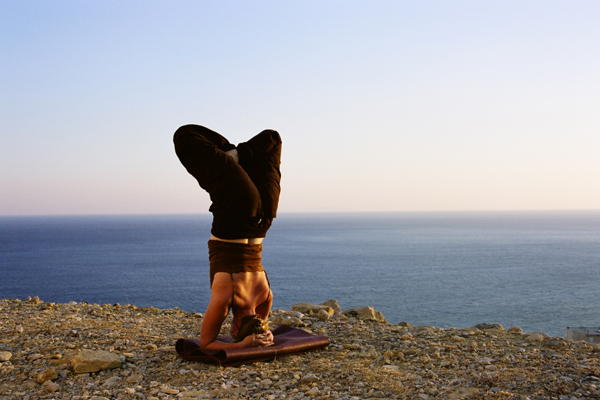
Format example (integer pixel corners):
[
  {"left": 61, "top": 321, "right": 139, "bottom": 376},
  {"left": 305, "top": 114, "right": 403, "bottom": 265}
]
[{"left": 232, "top": 315, "right": 268, "bottom": 342}]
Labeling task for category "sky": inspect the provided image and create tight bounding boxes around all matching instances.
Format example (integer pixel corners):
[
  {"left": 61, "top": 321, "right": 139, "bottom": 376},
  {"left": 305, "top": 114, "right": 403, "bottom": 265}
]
[{"left": 1, "top": 1, "right": 598, "bottom": 216}]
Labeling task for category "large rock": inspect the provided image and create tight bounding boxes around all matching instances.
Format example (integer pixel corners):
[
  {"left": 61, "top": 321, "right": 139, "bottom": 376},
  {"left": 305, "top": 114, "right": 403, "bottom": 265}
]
[
  {"left": 474, "top": 323, "right": 504, "bottom": 331},
  {"left": 291, "top": 303, "right": 334, "bottom": 316},
  {"left": 507, "top": 326, "right": 523, "bottom": 335},
  {"left": 71, "top": 350, "right": 121, "bottom": 374},
  {"left": 524, "top": 332, "right": 545, "bottom": 343},
  {"left": 342, "top": 306, "right": 386, "bottom": 322},
  {"left": 320, "top": 299, "right": 342, "bottom": 315},
  {"left": 271, "top": 314, "right": 305, "bottom": 327}
]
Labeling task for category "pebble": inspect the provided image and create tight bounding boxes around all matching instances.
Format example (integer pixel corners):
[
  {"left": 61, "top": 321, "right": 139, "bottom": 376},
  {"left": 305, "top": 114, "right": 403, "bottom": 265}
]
[
  {"left": 26, "top": 353, "right": 43, "bottom": 361},
  {"left": 0, "top": 351, "right": 12, "bottom": 362},
  {"left": 317, "top": 308, "right": 330, "bottom": 321},
  {"left": 306, "top": 387, "right": 321, "bottom": 395},
  {"left": 41, "top": 380, "right": 60, "bottom": 393},
  {"left": 102, "top": 375, "right": 121, "bottom": 387},
  {"left": 1, "top": 297, "right": 599, "bottom": 399},
  {"left": 37, "top": 367, "right": 57, "bottom": 383},
  {"left": 127, "top": 373, "right": 144, "bottom": 383},
  {"left": 300, "top": 373, "right": 319, "bottom": 384}
]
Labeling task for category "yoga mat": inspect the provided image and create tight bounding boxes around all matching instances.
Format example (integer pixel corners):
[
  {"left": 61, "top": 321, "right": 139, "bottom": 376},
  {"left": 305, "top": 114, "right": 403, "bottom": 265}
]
[{"left": 176, "top": 325, "right": 329, "bottom": 366}]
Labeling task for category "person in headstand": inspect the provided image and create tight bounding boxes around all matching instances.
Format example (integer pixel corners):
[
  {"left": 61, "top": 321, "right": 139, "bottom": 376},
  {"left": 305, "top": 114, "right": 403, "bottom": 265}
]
[{"left": 173, "top": 125, "right": 282, "bottom": 350}]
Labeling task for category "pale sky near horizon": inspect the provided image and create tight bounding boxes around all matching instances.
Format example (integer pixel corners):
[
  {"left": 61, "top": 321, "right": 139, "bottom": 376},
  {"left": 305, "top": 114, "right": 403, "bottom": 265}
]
[{"left": 1, "top": 1, "right": 598, "bottom": 216}]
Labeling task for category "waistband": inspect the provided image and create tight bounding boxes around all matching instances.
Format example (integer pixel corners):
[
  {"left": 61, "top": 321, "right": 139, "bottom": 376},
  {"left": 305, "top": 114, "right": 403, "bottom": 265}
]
[{"left": 207, "top": 240, "right": 264, "bottom": 287}]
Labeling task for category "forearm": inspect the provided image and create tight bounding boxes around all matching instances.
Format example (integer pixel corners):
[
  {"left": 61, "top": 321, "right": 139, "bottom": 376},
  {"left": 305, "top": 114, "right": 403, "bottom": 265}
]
[
  {"left": 201, "top": 339, "right": 247, "bottom": 351},
  {"left": 200, "top": 331, "right": 273, "bottom": 350}
]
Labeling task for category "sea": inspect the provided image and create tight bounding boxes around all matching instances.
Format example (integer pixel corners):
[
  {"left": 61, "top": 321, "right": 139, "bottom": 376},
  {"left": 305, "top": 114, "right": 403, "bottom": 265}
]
[{"left": 1, "top": 211, "right": 598, "bottom": 338}]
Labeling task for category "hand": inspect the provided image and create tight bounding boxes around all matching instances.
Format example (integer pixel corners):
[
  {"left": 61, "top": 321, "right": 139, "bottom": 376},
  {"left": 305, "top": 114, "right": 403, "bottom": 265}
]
[
  {"left": 257, "top": 330, "right": 274, "bottom": 346},
  {"left": 242, "top": 330, "right": 274, "bottom": 347}
]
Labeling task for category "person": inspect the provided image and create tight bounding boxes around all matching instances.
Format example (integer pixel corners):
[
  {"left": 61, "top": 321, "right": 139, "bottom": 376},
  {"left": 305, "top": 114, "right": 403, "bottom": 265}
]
[{"left": 173, "top": 124, "right": 282, "bottom": 350}]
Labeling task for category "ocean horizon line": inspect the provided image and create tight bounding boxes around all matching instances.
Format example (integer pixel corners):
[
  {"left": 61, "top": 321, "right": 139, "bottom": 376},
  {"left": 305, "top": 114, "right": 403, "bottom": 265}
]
[{"left": 2, "top": 208, "right": 600, "bottom": 219}]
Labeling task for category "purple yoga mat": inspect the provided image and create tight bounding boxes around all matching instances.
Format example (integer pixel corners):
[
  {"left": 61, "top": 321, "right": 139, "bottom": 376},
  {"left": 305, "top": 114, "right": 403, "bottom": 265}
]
[{"left": 176, "top": 325, "right": 330, "bottom": 366}]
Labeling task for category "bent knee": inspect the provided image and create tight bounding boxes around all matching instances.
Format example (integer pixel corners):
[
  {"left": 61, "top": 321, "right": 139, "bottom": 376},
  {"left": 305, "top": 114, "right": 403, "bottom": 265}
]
[
  {"left": 258, "top": 129, "right": 281, "bottom": 148},
  {"left": 264, "top": 129, "right": 281, "bottom": 145},
  {"left": 173, "top": 125, "right": 200, "bottom": 146}
]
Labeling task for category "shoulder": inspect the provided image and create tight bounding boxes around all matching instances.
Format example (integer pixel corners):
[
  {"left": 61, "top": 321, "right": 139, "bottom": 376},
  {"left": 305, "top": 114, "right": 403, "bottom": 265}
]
[{"left": 211, "top": 273, "right": 234, "bottom": 303}]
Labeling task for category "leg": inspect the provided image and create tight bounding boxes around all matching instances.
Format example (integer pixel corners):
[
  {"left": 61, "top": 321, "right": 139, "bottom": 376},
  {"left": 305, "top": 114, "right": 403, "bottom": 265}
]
[
  {"left": 236, "top": 130, "right": 282, "bottom": 218},
  {"left": 173, "top": 125, "right": 260, "bottom": 217}
]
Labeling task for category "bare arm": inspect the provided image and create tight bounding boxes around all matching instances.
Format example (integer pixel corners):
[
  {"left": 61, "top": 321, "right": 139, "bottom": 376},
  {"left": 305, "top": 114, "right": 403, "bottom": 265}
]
[
  {"left": 200, "top": 275, "right": 272, "bottom": 350},
  {"left": 200, "top": 277, "right": 235, "bottom": 349}
]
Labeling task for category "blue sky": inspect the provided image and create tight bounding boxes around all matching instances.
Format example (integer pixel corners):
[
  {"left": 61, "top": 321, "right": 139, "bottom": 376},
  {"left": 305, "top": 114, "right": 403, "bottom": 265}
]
[{"left": 1, "top": 1, "right": 598, "bottom": 215}]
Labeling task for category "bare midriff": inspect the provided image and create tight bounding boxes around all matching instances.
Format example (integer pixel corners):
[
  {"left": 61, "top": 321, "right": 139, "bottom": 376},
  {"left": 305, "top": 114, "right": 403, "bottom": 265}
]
[{"left": 210, "top": 234, "right": 264, "bottom": 244}]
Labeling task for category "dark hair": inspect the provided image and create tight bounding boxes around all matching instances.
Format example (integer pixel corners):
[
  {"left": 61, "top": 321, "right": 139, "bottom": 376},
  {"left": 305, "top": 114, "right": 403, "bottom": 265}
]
[{"left": 233, "top": 315, "right": 268, "bottom": 342}]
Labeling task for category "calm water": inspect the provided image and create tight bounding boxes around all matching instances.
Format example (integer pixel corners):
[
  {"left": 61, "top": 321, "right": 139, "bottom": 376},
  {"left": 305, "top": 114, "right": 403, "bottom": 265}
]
[{"left": 1, "top": 211, "right": 599, "bottom": 338}]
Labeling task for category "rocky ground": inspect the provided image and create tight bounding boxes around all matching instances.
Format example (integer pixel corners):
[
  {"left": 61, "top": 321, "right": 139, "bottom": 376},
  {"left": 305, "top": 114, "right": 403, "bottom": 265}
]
[{"left": 1, "top": 297, "right": 600, "bottom": 400}]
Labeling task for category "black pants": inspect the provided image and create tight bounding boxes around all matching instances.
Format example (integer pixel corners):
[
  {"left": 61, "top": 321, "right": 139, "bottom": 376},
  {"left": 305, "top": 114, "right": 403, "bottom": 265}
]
[{"left": 173, "top": 125, "right": 282, "bottom": 239}]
